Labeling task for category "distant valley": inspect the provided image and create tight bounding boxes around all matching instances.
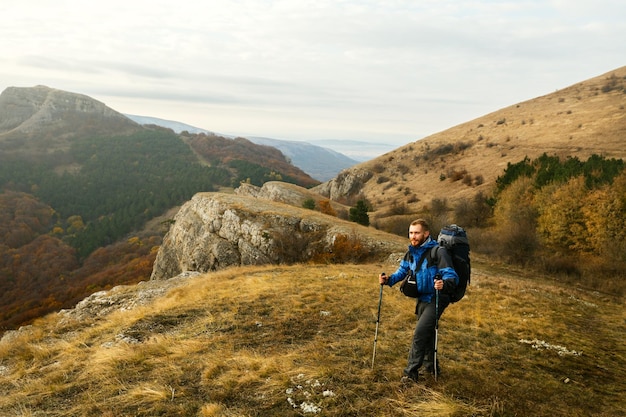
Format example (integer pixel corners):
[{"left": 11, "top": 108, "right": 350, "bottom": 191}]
[{"left": 124, "top": 114, "right": 397, "bottom": 180}]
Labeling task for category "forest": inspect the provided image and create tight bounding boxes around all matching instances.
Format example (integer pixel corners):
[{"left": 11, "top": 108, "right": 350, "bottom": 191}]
[
  {"left": 0, "top": 128, "right": 318, "bottom": 332},
  {"left": 371, "top": 152, "right": 626, "bottom": 295},
  {"left": 473, "top": 153, "right": 625, "bottom": 294}
]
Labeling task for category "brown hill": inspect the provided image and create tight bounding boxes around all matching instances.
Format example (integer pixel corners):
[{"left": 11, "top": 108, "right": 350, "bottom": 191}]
[{"left": 316, "top": 66, "right": 626, "bottom": 218}]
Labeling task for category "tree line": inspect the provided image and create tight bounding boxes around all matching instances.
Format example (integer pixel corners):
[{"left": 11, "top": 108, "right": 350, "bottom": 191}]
[{"left": 476, "top": 153, "right": 624, "bottom": 294}]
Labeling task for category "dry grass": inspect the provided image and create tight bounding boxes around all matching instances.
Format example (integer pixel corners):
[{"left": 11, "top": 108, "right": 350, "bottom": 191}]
[
  {"left": 0, "top": 260, "right": 624, "bottom": 416},
  {"left": 356, "top": 66, "right": 626, "bottom": 216}
]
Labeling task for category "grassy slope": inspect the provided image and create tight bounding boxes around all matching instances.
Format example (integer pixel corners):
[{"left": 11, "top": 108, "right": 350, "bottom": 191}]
[
  {"left": 353, "top": 66, "right": 626, "bottom": 216},
  {"left": 0, "top": 257, "right": 624, "bottom": 416}
]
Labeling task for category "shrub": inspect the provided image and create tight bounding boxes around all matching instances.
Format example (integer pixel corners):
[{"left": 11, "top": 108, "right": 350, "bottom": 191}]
[
  {"left": 302, "top": 198, "right": 315, "bottom": 210},
  {"left": 312, "top": 233, "right": 372, "bottom": 264},
  {"left": 371, "top": 163, "right": 384, "bottom": 173},
  {"left": 430, "top": 198, "right": 448, "bottom": 219},
  {"left": 387, "top": 202, "right": 408, "bottom": 216},
  {"left": 397, "top": 164, "right": 410, "bottom": 175},
  {"left": 319, "top": 199, "right": 336, "bottom": 216},
  {"left": 271, "top": 228, "right": 324, "bottom": 264},
  {"left": 447, "top": 168, "right": 467, "bottom": 182},
  {"left": 454, "top": 193, "right": 492, "bottom": 228}
]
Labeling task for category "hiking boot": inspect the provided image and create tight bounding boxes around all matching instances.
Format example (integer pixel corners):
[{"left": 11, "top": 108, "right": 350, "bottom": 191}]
[
  {"left": 423, "top": 363, "right": 441, "bottom": 376},
  {"left": 401, "top": 372, "right": 419, "bottom": 384}
]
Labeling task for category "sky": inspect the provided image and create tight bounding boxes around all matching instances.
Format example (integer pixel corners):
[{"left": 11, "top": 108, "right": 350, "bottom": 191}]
[{"left": 1, "top": 0, "right": 624, "bottom": 150}]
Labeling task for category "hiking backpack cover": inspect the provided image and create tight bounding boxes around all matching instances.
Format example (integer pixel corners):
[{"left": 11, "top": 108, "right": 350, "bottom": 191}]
[{"left": 437, "top": 224, "right": 471, "bottom": 303}]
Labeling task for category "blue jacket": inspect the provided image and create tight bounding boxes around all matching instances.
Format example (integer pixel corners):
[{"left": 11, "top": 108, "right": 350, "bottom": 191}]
[{"left": 386, "top": 236, "right": 458, "bottom": 302}]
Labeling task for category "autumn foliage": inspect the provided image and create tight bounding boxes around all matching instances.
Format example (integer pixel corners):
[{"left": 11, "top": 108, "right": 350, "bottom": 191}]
[
  {"left": 487, "top": 154, "right": 626, "bottom": 293},
  {"left": 187, "top": 133, "right": 320, "bottom": 188},
  {"left": 0, "top": 191, "right": 159, "bottom": 331}
]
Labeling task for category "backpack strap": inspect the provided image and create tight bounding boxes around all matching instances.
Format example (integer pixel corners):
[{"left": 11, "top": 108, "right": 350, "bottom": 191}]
[{"left": 406, "top": 246, "right": 437, "bottom": 272}]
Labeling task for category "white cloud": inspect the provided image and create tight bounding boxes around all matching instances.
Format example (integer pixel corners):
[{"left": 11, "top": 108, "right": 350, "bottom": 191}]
[{"left": 1, "top": 0, "right": 624, "bottom": 144}]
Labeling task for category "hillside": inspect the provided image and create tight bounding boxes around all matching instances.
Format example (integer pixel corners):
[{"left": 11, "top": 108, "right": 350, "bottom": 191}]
[
  {"left": 0, "top": 258, "right": 624, "bottom": 416},
  {"left": 1, "top": 66, "right": 624, "bottom": 344},
  {"left": 0, "top": 68, "right": 624, "bottom": 416},
  {"left": 124, "top": 114, "right": 360, "bottom": 182},
  {"left": 316, "top": 67, "right": 626, "bottom": 218},
  {"left": 0, "top": 86, "right": 319, "bottom": 332}
]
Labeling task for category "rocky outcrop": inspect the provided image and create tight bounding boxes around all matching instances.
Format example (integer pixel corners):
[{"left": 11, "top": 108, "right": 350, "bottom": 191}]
[
  {"left": 312, "top": 168, "right": 374, "bottom": 201},
  {"left": 150, "top": 192, "right": 404, "bottom": 280},
  {"left": 235, "top": 181, "right": 348, "bottom": 213}
]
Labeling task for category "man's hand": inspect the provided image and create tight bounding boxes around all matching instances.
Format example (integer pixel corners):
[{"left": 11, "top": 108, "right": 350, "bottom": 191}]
[
  {"left": 434, "top": 277, "right": 444, "bottom": 290},
  {"left": 379, "top": 272, "right": 388, "bottom": 285}
]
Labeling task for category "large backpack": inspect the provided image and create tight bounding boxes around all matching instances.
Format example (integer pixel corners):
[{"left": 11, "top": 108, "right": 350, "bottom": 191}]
[{"left": 437, "top": 224, "right": 471, "bottom": 303}]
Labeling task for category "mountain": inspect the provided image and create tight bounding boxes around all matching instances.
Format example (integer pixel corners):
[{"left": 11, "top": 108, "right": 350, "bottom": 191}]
[
  {"left": 0, "top": 69, "right": 624, "bottom": 416},
  {"left": 315, "top": 66, "right": 626, "bottom": 220},
  {"left": 1, "top": 66, "right": 624, "bottom": 337},
  {"left": 0, "top": 86, "right": 140, "bottom": 157},
  {"left": 124, "top": 114, "right": 360, "bottom": 181},
  {"left": 246, "top": 136, "right": 358, "bottom": 181},
  {"left": 124, "top": 114, "right": 213, "bottom": 135}
]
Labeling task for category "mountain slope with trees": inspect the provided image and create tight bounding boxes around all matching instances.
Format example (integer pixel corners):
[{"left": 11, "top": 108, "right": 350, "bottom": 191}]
[
  {"left": 0, "top": 86, "right": 319, "bottom": 332},
  {"left": 124, "top": 114, "right": 360, "bottom": 182}
]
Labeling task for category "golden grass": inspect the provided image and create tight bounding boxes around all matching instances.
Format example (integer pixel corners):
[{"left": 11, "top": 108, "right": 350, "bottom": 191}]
[
  {"left": 355, "top": 66, "right": 626, "bottom": 216},
  {"left": 0, "top": 260, "right": 624, "bottom": 416}
]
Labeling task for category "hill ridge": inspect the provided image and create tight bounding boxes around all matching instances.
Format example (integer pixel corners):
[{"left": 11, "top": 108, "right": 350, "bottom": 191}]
[{"left": 315, "top": 66, "right": 626, "bottom": 214}]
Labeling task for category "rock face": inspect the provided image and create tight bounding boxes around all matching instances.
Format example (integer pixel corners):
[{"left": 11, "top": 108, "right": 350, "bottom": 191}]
[
  {"left": 235, "top": 181, "right": 348, "bottom": 214},
  {"left": 150, "top": 191, "right": 404, "bottom": 280},
  {"left": 312, "top": 168, "right": 374, "bottom": 201}
]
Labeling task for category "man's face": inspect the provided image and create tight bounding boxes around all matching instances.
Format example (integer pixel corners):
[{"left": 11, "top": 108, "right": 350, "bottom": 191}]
[{"left": 408, "top": 224, "right": 429, "bottom": 247}]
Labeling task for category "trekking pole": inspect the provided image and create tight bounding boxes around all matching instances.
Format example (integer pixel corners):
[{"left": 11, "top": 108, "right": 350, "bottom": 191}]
[
  {"left": 434, "top": 287, "right": 440, "bottom": 382},
  {"left": 371, "top": 279, "right": 384, "bottom": 369}
]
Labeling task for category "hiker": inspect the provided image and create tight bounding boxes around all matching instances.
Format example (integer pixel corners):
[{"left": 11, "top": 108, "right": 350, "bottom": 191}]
[{"left": 378, "top": 218, "right": 459, "bottom": 383}]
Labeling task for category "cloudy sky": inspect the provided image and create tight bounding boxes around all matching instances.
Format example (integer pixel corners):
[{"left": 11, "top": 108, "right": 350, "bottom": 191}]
[{"left": 1, "top": 1, "right": 624, "bottom": 148}]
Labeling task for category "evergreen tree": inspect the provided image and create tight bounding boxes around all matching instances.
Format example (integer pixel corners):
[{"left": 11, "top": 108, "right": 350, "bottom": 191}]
[{"left": 349, "top": 200, "right": 370, "bottom": 226}]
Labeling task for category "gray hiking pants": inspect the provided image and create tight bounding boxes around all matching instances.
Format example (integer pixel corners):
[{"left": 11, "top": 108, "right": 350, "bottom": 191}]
[{"left": 403, "top": 293, "right": 450, "bottom": 378}]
